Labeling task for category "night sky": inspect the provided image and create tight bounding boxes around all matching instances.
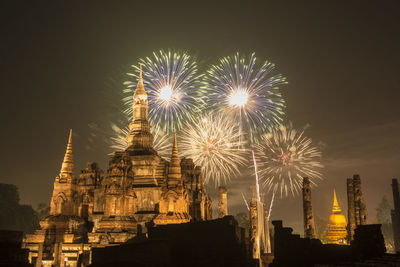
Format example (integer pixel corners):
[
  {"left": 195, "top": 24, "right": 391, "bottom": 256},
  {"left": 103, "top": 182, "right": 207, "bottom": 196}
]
[{"left": 1, "top": 1, "right": 399, "bottom": 233}]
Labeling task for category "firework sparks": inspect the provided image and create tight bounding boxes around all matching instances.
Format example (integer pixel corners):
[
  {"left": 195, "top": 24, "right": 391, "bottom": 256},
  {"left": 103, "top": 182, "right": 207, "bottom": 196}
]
[
  {"left": 203, "top": 52, "right": 287, "bottom": 143},
  {"left": 123, "top": 50, "right": 204, "bottom": 133},
  {"left": 254, "top": 123, "right": 323, "bottom": 197},
  {"left": 179, "top": 113, "right": 247, "bottom": 185},
  {"left": 109, "top": 123, "right": 172, "bottom": 159}
]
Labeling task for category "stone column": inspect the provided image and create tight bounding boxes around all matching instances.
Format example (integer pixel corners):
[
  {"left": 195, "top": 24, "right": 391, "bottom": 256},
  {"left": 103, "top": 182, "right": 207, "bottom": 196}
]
[
  {"left": 347, "top": 178, "right": 356, "bottom": 241},
  {"left": 218, "top": 186, "right": 228, "bottom": 218},
  {"left": 391, "top": 178, "right": 400, "bottom": 252},
  {"left": 353, "top": 174, "right": 367, "bottom": 225},
  {"left": 302, "top": 177, "right": 316, "bottom": 238},
  {"left": 264, "top": 208, "right": 271, "bottom": 253},
  {"left": 249, "top": 186, "right": 259, "bottom": 259}
]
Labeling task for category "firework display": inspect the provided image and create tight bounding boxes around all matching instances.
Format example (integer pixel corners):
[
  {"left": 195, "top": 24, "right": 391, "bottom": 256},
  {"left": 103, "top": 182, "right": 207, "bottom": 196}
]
[
  {"left": 203, "top": 52, "right": 287, "bottom": 143},
  {"left": 254, "top": 123, "right": 323, "bottom": 197},
  {"left": 109, "top": 122, "right": 172, "bottom": 159},
  {"left": 97, "top": 50, "right": 324, "bottom": 191},
  {"left": 179, "top": 113, "right": 248, "bottom": 185},
  {"left": 123, "top": 50, "right": 204, "bottom": 133}
]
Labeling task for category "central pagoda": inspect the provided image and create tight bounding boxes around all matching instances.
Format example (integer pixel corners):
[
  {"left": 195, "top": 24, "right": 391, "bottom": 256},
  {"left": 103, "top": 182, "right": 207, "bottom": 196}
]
[{"left": 326, "top": 190, "right": 348, "bottom": 244}]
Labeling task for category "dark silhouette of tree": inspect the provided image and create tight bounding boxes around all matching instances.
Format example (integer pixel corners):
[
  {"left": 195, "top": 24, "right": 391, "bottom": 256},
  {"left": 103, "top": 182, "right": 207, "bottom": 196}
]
[
  {"left": 375, "top": 195, "right": 394, "bottom": 252},
  {"left": 0, "top": 183, "right": 39, "bottom": 233},
  {"left": 235, "top": 212, "right": 250, "bottom": 237},
  {"left": 315, "top": 216, "right": 328, "bottom": 243},
  {"left": 35, "top": 203, "right": 50, "bottom": 221}
]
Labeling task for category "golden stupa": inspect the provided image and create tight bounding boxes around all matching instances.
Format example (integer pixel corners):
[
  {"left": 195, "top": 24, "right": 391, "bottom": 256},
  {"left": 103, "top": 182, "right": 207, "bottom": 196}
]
[{"left": 326, "top": 190, "right": 348, "bottom": 244}]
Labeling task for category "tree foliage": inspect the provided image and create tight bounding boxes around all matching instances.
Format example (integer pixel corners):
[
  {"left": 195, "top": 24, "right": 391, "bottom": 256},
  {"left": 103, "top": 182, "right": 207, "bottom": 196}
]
[
  {"left": 376, "top": 195, "right": 392, "bottom": 224},
  {"left": 0, "top": 183, "right": 39, "bottom": 233},
  {"left": 314, "top": 216, "right": 328, "bottom": 243},
  {"left": 235, "top": 212, "right": 250, "bottom": 237},
  {"left": 376, "top": 195, "right": 394, "bottom": 252},
  {"left": 36, "top": 203, "right": 50, "bottom": 221}
]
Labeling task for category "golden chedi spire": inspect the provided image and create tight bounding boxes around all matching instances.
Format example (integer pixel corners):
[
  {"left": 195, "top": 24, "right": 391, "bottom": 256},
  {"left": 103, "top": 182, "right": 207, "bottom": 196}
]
[
  {"left": 134, "top": 64, "right": 147, "bottom": 99},
  {"left": 60, "top": 129, "right": 74, "bottom": 175},
  {"left": 332, "top": 189, "right": 341, "bottom": 213},
  {"left": 167, "top": 134, "right": 182, "bottom": 187},
  {"left": 126, "top": 64, "right": 156, "bottom": 154},
  {"left": 326, "top": 189, "right": 348, "bottom": 244}
]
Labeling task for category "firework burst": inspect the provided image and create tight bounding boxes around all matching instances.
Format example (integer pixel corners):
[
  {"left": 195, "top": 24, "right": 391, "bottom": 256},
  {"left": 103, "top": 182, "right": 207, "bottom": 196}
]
[
  {"left": 203, "top": 52, "right": 287, "bottom": 143},
  {"left": 123, "top": 50, "right": 204, "bottom": 133},
  {"left": 109, "top": 122, "right": 172, "bottom": 159},
  {"left": 254, "top": 123, "right": 323, "bottom": 197},
  {"left": 179, "top": 113, "right": 248, "bottom": 185}
]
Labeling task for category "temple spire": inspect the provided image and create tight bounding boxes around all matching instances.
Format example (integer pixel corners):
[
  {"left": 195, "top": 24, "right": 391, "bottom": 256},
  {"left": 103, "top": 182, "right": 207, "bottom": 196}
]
[
  {"left": 332, "top": 189, "right": 341, "bottom": 213},
  {"left": 167, "top": 134, "right": 182, "bottom": 186},
  {"left": 126, "top": 63, "right": 155, "bottom": 154},
  {"left": 60, "top": 129, "right": 74, "bottom": 175},
  {"left": 134, "top": 64, "right": 147, "bottom": 98}
]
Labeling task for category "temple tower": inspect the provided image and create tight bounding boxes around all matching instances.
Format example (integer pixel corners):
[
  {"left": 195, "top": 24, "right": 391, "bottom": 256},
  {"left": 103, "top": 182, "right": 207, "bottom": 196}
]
[
  {"left": 89, "top": 151, "right": 138, "bottom": 245},
  {"left": 346, "top": 178, "right": 356, "bottom": 241},
  {"left": 391, "top": 178, "right": 400, "bottom": 252},
  {"left": 126, "top": 65, "right": 156, "bottom": 155},
  {"left": 302, "top": 177, "right": 316, "bottom": 239},
  {"left": 181, "top": 159, "right": 212, "bottom": 221},
  {"left": 326, "top": 190, "right": 348, "bottom": 244},
  {"left": 218, "top": 186, "right": 228, "bottom": 218},
  {"left": 50, "top": 129, "right": 78, "bottom": 216},
  {"left": 25, "top": 130, "right": 87, "bottom": 267},
  {"left": 153, "top": 134, "right": 191, "bottom": 225},
  {"left": 77, "top": 162, "right": 104, "bottom": 220}
]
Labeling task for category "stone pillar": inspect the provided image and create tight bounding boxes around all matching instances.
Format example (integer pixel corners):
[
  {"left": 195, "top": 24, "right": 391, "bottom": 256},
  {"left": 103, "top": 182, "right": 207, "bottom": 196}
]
[
  {"left": 264, "top": 208, "right": 271, "bottom": 253},
  {"left": 391, "top": 178, "right": 400, "bottom": 252},
  {"left": 218, "top": 186, "right": 228, "bottom": 218},
  {"left": 347, "top": 178, "right": 356, "bottom": 241},
  {"left": 302, "top": 177, "right": 315, "bottom": 238},
  {"left": 249, "top": 186, "right": 259, "bottom": 259},
  {"left": 353, "top": 174, "right": 367, "bottom": 225}
]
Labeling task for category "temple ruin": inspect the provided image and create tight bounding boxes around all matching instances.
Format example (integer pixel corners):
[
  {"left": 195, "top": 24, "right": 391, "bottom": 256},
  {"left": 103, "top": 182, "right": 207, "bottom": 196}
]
[{"left": 23, "top": 67, "right": 213, "bottom": 267}]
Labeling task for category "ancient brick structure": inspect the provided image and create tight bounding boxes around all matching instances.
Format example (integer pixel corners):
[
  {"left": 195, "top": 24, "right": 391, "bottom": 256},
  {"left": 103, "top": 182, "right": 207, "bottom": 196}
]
[
  {"left": 353, "top": 174, "right": 367, "bottom": 225},
  {"left": 302, "top": 177, "right": 316, "bottom": 239},
  {"left": 181, "top": 159, "right": 212, "bottom": 221},
  {"left": 326, "top": 190, "right": 347, "bottom": 244},
  {"left": 391, "top": 178, "right": 400, "bottom": 252},
  {"left": 271, "top": 220, "right": 387, "bottom": 267},
  {"left": 248, "top": 185, "right": 271, "bottom": 262},
  {"left": 346, "top": 174, "right": 368, "bottom": 242},
  {"left": 346, "top": 178, "right": 356, "bottom": 242},
  {"left": 153, "top": 135, "right": 191, "bottom": 225},
  {"left": 218, "top": 186, "right": 228, "bottom": 218},
  {"left": 249, "top": 186, "right": 259, "bottom": 259},
  {"left": 23, "top": 67, "right": 212, "bottom": 267}
]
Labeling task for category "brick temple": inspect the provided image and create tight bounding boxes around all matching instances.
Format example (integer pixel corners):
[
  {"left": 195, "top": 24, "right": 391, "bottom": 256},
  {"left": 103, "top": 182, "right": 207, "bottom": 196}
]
[{"left": 23, "top": 67, "right": 212, "bottom": 267}]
